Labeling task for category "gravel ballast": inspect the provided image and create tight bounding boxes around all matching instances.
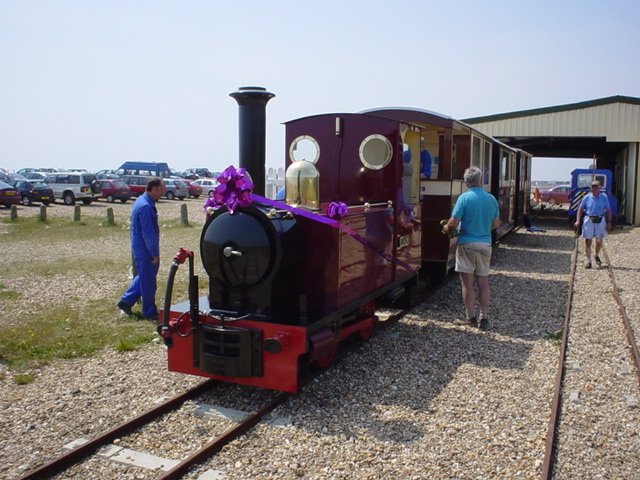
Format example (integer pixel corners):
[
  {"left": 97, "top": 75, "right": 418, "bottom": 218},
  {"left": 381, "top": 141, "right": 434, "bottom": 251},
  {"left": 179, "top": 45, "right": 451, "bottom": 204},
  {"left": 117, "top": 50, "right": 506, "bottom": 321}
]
[{"left": 1, "top": 204, "right": 639, "bottom": 480}]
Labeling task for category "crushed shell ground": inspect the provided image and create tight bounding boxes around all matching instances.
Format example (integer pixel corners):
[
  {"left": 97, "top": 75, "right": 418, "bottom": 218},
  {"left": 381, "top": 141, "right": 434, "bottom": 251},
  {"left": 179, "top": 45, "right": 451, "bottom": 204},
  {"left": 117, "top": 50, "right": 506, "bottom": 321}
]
[{"left": 1, "top": 202, "right": 639, "bottom": 479}]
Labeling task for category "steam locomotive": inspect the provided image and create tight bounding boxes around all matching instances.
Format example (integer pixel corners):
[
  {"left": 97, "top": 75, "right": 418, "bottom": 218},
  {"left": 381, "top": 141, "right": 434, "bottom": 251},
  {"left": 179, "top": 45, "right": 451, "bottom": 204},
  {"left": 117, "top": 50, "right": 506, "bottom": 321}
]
[{"left": 158, "top": 87, "right": 532, "bottom": 393}]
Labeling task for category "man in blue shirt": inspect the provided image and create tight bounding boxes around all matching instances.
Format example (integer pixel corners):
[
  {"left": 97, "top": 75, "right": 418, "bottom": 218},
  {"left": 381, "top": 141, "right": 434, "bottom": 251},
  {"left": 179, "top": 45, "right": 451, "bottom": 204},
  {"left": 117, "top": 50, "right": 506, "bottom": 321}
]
[
  {"left": 443, "top": 167, "right": 500, "bottom": 330},
  {"left": 574, "top": 180, "right": 612, "bottom": 268},
  {"left": 117, "top": 178, "right": 166, "bottom": 320}
]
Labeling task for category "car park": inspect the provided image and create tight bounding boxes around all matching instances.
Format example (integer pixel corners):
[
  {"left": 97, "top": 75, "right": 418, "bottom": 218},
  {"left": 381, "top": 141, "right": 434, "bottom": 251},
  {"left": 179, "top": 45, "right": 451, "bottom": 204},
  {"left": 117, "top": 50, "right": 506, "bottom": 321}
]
[
  {"left": 192, "top": 178, "right": 219, "bottom": 196},
  {"left": 0, "top": 181, "right": 21, "bottom": 208},
  {"left": 163, "top": 179, "right": 188, "bottom": 200},
  {"left": 9, "top": 180, "right": 54, "bottom": 206},
  {"left": 182, "top": 179, "right": 202, "bottom": 198},
  {"left": 540, "top": 184, "right": 571, "bottom": 205},
  {"left": 44, "top": 172, "right": 101, "bottom": 205},
  {"left": 98, "top": 179, "right": 132, "bottom": 203},
  {"left": 119, "top": 175, "right": 151, "bottom": 196}
]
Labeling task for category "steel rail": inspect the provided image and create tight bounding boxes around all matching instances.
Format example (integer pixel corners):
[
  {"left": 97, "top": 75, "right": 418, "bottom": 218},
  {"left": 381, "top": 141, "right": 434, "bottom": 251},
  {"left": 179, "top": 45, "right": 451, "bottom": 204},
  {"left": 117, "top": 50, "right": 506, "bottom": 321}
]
[
  {"left": 155, "top": 391, "right": 290, "bottom": 480},
  {"left": 155, "top": 303, "right": 418, "bottom": 479},
  {"left": 19, "top": 379, "right": 216, "bottom": 480},
  {"left": 540, "top": 236, "right": 579, "bottom": 480},
  {"left": 602, "top": 247, "right": 640, "bottom": 387},
  {"left": 540, "top": 240, "right": 640, "bottom": 480}
]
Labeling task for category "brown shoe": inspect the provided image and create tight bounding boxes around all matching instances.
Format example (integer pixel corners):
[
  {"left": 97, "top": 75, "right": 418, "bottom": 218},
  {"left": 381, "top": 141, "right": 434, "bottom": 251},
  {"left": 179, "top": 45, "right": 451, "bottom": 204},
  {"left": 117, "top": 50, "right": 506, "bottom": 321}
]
[{"left": 478, "top": 317, "right": 489, "bottom": 331}]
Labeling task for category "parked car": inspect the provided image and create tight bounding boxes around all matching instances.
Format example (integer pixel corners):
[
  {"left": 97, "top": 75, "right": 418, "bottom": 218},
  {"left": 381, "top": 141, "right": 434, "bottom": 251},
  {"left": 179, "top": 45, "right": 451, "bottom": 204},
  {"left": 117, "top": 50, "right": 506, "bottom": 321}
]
[
  {"left": 98, "top": 179, "right": 132, "bottom": 203},
  {"left": 116, "top": 161, "right": 171, "bottom": 178},
  {"left": 182, "top": 168, "right": 213, "bottom": 180},
  {"left": 23, "top": 171, "right": 49, "bottom": 182},
  {"left": 182, "top": 179, "right": 202, "bottom": 199},
  {"left": 95, "top": 169, "right": 120, "bottom": 179},
  {"left": 9, "top": 180, "right": 54, "bottom": 206},
  {"left": 540, "top": 184, "right": 571, "bottom": 205},
  {"left": 119, "top": 175, "right": 151, "bottom": 197},
  {"left": 163, "top": 179, "right": 188, "bottom": 200},
  {"left": 0, "top": 181, "right": 21, "bottom": 208},
  {"left": 192, "top": 178, "right": 219, "bottom": 196},
  {"left": 0, "top": 172, "right": 27, "bottom": 183},
  {"left": 44, "top": 172, "right": 101, "bottom": 205}
]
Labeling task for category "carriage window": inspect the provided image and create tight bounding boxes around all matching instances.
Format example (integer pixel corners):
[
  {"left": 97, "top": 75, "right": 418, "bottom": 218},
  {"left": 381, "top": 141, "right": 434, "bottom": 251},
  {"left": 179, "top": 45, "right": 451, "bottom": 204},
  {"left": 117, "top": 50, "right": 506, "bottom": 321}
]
[
  {"left": 289, "top": 135, "right": 320, "bottom": 164},
  {"left": 500, "top": 153, "right": 510, "bottom": 181},
  {"left": 359, "top": 134, "right": 393, "bottom": 170},
  {"left": 483, "top": 141, "right": 491, "bottom": 185},
  {"left": 471, "top": 136, "right": 481, "bottom": 168}
]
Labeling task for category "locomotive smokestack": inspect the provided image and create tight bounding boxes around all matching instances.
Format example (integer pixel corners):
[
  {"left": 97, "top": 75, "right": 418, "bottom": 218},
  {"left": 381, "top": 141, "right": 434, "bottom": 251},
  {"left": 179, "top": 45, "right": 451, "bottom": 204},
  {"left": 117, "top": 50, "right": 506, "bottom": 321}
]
[{"left": 229, "top": 86, "right": 275, "bottom": 196}]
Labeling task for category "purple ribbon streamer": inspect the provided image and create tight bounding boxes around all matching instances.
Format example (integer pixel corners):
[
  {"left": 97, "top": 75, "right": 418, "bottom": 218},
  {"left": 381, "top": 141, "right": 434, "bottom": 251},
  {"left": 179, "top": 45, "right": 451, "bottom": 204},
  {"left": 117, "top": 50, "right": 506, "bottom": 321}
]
[{"left": 251, "top": 195, "right": 417, "bottom": 274}]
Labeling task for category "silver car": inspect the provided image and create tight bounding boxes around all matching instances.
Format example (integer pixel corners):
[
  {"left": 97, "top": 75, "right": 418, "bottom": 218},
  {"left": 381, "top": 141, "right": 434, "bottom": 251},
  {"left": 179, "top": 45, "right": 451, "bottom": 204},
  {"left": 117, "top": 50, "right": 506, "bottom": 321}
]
[{"left": 163, "top": 179, "right": 188, "bottom": 200}]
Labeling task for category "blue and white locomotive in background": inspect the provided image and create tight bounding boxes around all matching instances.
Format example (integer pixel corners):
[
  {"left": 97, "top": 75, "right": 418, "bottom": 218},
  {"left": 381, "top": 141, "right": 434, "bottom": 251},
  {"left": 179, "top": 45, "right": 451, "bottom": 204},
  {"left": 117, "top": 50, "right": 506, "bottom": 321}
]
[{"left": 568, "top": 168, "right": 618, "bottom": 224}]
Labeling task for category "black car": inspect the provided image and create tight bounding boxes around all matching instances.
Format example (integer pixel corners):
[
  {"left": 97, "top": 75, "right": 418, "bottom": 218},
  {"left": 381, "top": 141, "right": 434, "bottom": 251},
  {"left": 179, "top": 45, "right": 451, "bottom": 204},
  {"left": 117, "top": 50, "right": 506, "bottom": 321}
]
[{"left": 10, "top": 180, "right": 54, "bottom": 206}]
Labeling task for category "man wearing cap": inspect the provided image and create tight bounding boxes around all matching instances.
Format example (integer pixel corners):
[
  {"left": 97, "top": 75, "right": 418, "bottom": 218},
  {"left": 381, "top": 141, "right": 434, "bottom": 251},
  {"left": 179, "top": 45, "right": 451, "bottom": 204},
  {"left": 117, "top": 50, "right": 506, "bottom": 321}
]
[{"left": 574, "top": 181, "right": 612, "bottom": 268}]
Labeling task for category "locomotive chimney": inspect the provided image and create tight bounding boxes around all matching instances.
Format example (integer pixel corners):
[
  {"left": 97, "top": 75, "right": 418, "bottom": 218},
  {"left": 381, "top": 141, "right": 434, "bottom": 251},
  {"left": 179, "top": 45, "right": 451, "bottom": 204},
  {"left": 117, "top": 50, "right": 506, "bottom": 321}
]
[{"left": 229, "top": 86, "right": 275, "bottom": 196}]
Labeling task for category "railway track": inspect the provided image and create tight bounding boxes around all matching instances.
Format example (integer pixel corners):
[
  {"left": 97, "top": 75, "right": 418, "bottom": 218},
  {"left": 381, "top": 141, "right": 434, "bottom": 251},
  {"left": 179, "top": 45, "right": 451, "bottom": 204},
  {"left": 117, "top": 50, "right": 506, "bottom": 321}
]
[
  {"left": 541, "top": 239, "right": 640, "bottom": 479},
  {"left": 19, "top": 378, "right": 290, "bottom": 480},
  {"left": 17, "top": 302, "right": 416, "bottom": 480}
]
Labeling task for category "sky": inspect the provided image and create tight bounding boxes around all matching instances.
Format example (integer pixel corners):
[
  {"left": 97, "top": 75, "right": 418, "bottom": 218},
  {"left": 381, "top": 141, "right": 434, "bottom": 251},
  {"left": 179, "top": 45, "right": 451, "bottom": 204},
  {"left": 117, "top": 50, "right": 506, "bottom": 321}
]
[{"left": 1, "top": 1, "right": 639, "bottom": 181}]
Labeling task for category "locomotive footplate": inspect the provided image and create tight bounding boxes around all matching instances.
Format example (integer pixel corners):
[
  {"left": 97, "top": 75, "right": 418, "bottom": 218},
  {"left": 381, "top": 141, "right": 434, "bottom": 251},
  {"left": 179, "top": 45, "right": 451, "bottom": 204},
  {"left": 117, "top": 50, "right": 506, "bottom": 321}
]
[{"left": 196, "top": 324, "right": 263, "bottom": 377}]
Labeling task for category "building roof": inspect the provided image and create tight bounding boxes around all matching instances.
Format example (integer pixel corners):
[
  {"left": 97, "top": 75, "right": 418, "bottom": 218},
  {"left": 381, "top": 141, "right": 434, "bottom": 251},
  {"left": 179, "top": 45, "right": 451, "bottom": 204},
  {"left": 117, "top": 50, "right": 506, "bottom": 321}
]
[{"left": 462, "top": 95, "right": 640, "bottom": 147}]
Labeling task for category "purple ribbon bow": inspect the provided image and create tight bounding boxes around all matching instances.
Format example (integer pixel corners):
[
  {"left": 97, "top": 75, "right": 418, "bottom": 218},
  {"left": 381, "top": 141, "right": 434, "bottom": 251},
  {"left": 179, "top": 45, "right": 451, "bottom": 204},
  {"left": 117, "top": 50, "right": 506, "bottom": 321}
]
[
  {"left": 204, "top": 165, "right": 254, "bottom": 214},
  {"left": 327, "top": 201, "right": 348, "bottom": 220}
]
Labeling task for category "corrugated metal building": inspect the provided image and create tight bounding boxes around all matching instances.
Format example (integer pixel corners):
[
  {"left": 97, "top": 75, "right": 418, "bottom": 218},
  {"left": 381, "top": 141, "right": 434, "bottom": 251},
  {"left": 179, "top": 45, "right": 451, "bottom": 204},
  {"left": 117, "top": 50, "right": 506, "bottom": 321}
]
[{"left": 463, "top": 96, "right": 640, "bottom": 225}]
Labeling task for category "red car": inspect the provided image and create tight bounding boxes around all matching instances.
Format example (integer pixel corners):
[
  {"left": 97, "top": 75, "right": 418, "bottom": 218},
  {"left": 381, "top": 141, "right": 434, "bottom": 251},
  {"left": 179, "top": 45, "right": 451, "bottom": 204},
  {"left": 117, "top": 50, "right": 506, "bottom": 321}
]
[
  {"left": 119, "top": 175, "right": 150, "bottom": 197},
  {"left": 182, "top": 179, "right": 202, "bottom": 199},
  {"left": 98, "top": 179, "right": 132, "bottom": 203},
  {"left": 0, "top": 181, "right": 21, "bottom": 208},
  {"left": 540, "top": 184, "right": 571, "bottom": 205}
]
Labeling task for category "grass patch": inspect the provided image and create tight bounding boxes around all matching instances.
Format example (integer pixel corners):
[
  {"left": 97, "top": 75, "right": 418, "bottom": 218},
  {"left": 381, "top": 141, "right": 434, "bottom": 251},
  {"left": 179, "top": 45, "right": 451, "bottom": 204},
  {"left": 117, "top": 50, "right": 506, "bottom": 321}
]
[
  {"left": 544, "top": 329, "right": 563, "bottom": 344},
  {"left": 1, "top": 208, "right": 204, "bottom": 374},
  {"left": 0, "top": 301, "right": 156, "bottom": 372},
  {"left": 0, "top": 283, "right": 21, "bottom": 300},
  {"left": 2, "top": 215, "right": 122, "bottom": 241},
  {"left": 13, "top": 373, "right": 36, "bottom": 385}
]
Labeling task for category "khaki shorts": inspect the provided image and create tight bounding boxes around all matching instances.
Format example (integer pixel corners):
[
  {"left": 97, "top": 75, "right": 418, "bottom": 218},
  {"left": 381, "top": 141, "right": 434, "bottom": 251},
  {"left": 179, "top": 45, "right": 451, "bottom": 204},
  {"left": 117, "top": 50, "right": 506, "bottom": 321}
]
[
  {"left": 581, "top": 216, "right": 608, "bottom": 240},
  {"left": 455, "top": 242, "right": 493, "bottom": 276}
]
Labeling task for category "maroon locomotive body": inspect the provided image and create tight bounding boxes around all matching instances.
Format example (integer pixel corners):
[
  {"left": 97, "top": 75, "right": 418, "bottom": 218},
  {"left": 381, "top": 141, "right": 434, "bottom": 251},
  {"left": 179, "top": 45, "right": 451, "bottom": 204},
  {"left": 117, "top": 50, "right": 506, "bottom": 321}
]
[{"left": 160, "top": 89, "right": 531, "bottom": 392}]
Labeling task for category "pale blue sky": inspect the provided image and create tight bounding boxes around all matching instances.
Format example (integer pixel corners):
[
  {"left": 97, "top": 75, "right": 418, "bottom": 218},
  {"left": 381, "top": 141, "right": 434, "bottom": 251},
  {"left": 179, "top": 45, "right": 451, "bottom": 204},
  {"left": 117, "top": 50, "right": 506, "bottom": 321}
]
[{"left": 1, "top": 0, "right": 639, "bottom": 180}]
